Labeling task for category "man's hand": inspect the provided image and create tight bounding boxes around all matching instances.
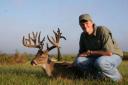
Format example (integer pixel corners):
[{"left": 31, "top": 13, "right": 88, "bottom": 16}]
[{"left": 79, "top": 50, "right": 91, "bottom": 57}]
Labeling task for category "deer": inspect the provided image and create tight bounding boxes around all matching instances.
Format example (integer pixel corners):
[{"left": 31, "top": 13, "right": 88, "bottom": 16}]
[{"left": 22, "top": 29, "right": 75, "bottom": 77}]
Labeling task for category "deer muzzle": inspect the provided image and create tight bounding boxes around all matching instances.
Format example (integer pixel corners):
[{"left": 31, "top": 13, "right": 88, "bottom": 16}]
[{"left": 31, "top": 60, "right": 37, "bottom": 66}]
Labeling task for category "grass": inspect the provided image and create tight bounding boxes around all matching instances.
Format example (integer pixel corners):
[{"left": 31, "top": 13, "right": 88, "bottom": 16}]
[{"left": 0, "top": 61, "right": 128, "bottom": 85}]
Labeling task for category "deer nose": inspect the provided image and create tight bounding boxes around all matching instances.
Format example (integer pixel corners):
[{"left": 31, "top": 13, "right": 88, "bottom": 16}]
[{"left": 31, "top": 60, "right": 37, "bottom": 65}]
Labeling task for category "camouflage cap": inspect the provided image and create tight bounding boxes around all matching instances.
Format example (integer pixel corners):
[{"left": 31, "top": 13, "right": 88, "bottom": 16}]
[{"left": 79, "top": 14, "right": 93, "bottom": 23}]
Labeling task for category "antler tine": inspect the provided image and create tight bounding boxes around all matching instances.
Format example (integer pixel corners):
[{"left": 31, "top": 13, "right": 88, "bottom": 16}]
[
  {"left": 38, "top": 32, "right": 41, "bottom": 43},
  {"left": 22, "top": 36, "right": 26, "bottom": 46},
  {"left": 36, "top": 32, "right": 46, "bottom": 50},
  {"left": 47, "top": 35, "right": 57, "bottom": 46},
  {"left": 53, "top": 30, "right": 59, "bottom": 43},
  {"left": 57, "top": 28, "right": 61, "bottom": 34},
  {"left": 46, "top": 35, "right": 60, "bottom": 52},
  {"left": 53, "top": 30, "right": 58, "bottom": 40},
  {"left": 60, "top": 36, "right": 66, "bottom": 40},
  {"left": 51, "top": 36, "right": 55, "bottom": 42},
  {"left": 23, "top": 36, "right": 29, "bottom": 47},
  {"left": 40, "top": 37, "right": 45, "bottom": 43},
  {"left": 32, "top": 32, "right": 37, "bottom": 44},
  {"left": 40, "top": 34, "right": 45, "bottom": 50},
  {"left": 57, "top": 30, "right": 60, "bottom": 42},
  {"left": 46, "top": 42, "right": 56, "bottom": 52},
  {"left": 32, "top": 32, "right": 38, "bottom": 39},
  {"left": 46, "top": 43, "right": 49, "bottom": 50},
  {"left": 22, "top": 36, "right": 29, "bottom": 47},
  {"left": 28, "top": 33, "right": 32, "bottom": 45},
  {"left": 57, "top": 28, "right": 66, "bottom": 40}
]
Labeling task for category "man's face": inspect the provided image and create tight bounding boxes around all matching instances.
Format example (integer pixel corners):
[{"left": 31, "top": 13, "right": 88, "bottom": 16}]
[{"left": 80, "top": 20, "right": 93, "bottom": 32}]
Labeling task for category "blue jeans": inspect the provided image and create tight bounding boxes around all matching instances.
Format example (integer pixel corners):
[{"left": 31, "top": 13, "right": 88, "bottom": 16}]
[{"left": 76, "top": 54, "right": 122, "bottom": 81}]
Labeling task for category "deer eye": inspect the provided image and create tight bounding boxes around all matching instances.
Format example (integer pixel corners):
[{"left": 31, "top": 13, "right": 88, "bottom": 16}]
[{"left": 39, "top": 56, "right": 46, "bottom": 59}]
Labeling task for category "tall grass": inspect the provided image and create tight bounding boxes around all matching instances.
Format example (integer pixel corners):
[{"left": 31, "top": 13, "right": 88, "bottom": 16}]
[
  {"left": 0, "top": 52, "right": 128, "bottom": 85},
  {"left": 0, "top": 52, "right": 34, "bottom": 65},
  {"left": 1, "top": 62, "right": 128, "bottom": 85}
]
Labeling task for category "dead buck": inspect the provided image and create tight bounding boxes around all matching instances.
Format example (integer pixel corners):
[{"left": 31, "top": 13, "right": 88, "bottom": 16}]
[{"left": 22, "top": 29, "right": 73, "bottom": 77}]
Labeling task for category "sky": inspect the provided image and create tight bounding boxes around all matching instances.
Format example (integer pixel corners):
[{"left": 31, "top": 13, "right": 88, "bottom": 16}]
[{"left": 0, "top": 0, "right": 128, "bottom": 54}]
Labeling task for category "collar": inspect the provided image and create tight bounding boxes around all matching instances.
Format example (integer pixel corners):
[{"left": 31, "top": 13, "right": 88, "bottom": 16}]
[{"left": 93, "top": 24, "right": 97, "bottom": 36}]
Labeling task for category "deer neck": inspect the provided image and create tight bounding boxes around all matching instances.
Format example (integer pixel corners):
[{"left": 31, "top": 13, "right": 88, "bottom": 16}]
[{"left": 41, "top": 58, "right": 55, "bottom": 76}]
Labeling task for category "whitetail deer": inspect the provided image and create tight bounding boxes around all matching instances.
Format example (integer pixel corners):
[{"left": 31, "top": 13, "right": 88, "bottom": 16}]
[{"left": 22, "top": 29, "right": 73, "bottom": 77}]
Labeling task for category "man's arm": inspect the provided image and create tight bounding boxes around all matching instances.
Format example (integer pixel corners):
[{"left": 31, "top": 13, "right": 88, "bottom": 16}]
[
  {"left": 90, "top": 50, "right": 112, "bottom": 56},
  {"left": 79, "top": 50, "right": 112, "bottom": 57}
]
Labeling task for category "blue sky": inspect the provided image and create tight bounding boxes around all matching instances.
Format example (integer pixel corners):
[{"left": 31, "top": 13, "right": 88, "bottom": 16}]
[{"left": 0, "top": 0, "right": 128, "bottom": 54}]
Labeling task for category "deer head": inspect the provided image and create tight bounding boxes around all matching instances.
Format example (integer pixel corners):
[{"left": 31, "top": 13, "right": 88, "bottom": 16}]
[{"left": 22, "top": 28, "right": 66, "bottom": 76}]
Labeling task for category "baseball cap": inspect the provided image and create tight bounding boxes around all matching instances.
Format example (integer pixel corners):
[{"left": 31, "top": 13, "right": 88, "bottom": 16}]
[{"left": 79, "top": 14, "right": 93, "bottom": 23}]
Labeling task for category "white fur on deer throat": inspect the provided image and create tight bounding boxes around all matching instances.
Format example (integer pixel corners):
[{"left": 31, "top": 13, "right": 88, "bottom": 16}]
[{"left": 41, "top": 64, "right": 46, "bottom": 69}]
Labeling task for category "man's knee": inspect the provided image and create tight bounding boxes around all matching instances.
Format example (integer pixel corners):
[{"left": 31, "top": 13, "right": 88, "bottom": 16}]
[
  {"left": 76, "top": 57, "right": 88, "bottom": 64},
  {"left": 95, "top": 56, "right": 111, "bottom": 71}
]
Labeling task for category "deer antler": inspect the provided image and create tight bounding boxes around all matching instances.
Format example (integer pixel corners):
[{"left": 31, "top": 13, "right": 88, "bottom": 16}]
[
  {"left": 53, "top": 28, "right": 66, "bottom": 42},
  {"left": 22, "top": 28, "right": 66, "bottom": 55},
  {"left": 22, "top": 32, "right": 45, "bottom": 50},
  {"left": 46, "top": 28, "right": 66, "bottom": 52}
]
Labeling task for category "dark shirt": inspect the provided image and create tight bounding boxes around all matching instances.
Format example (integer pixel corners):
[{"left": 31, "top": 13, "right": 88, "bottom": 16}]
[{"left": 79, "top": 25, "right": 123, "bottom": 57}]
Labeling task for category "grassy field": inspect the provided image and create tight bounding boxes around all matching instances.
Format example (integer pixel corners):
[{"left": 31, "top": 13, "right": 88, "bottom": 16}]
[{"left": 0, "top": 60, "right": 128, "bottom": 85}]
